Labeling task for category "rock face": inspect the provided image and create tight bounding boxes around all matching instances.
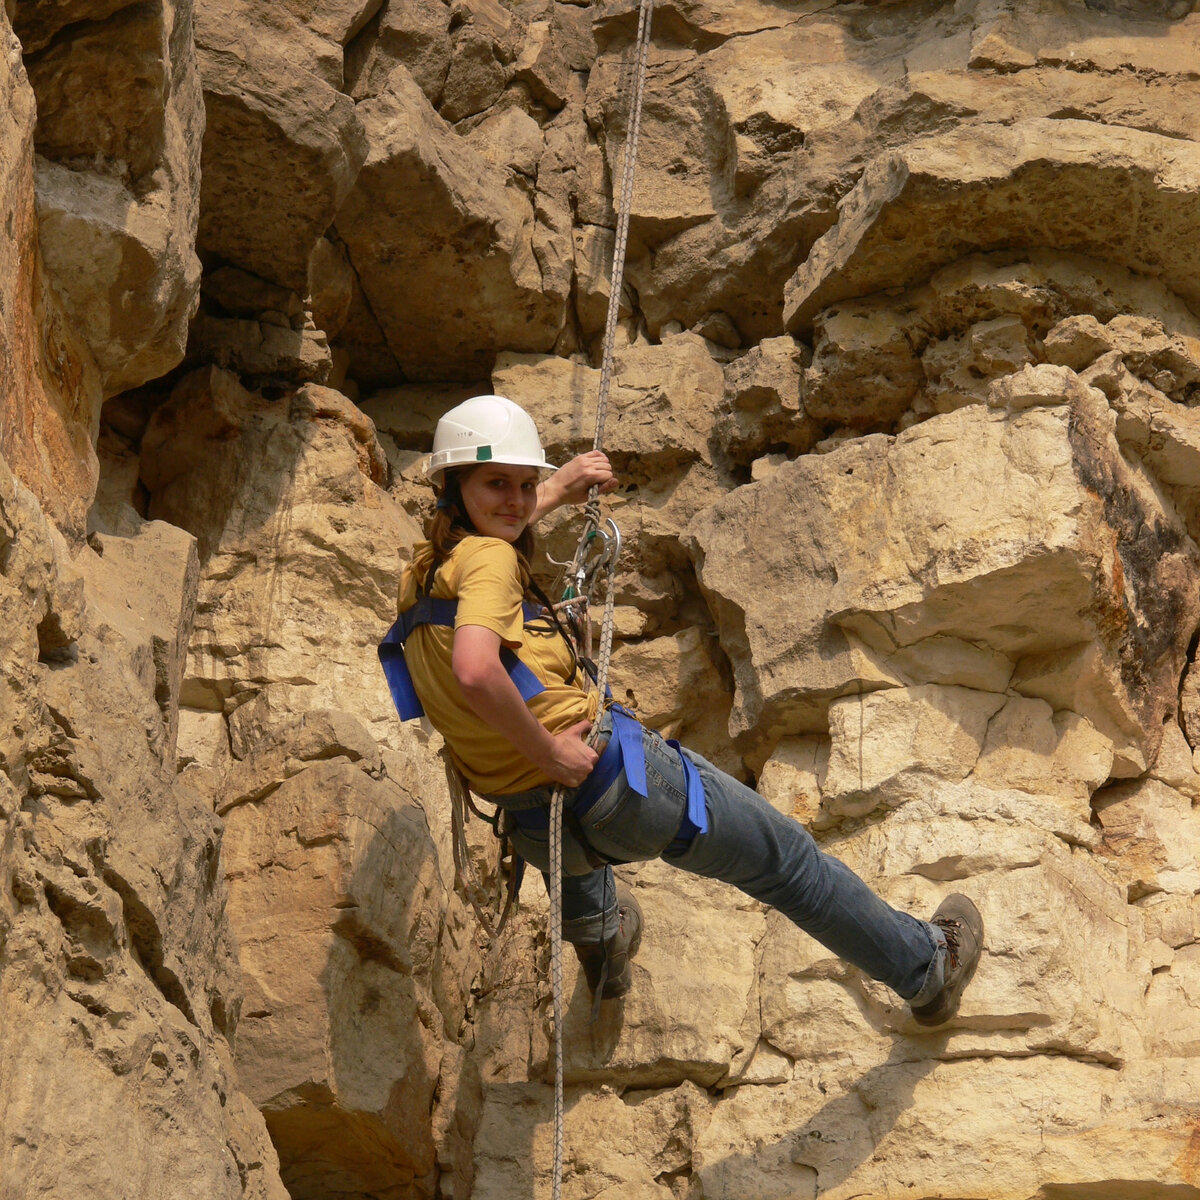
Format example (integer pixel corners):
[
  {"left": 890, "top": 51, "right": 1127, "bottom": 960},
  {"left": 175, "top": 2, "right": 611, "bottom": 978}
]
[
  {"left": 690, "top": 391, "right": 1200, "bottom": 775},
  {"left": 0, "top": 453, "right": 285, "bottom": 1199},
  {"left": 5, "top": 1, "right": 1200, "bottom": 1199},
  {"left": 334, "top": 67, "right": 567, "bottom": 383},
  {"left": 218, "top": 711, "right": 476, "bottom": 1200},
  {"left": 0, "top": 11, "right": 102, "bottom": 544},
  {"left": 27, "top": 0, "right": 204, "bottom": 398}
]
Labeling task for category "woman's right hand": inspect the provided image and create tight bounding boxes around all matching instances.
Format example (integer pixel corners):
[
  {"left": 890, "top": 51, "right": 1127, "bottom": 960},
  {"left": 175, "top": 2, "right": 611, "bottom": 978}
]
[{"left": 542, "top": 719, "right": 599, "bottom": 787}]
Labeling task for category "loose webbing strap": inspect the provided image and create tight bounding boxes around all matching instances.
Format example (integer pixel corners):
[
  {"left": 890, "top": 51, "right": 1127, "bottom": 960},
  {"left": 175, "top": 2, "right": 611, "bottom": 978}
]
[{"left": 378, "top": 598, "right": 547, "bottom": 721}]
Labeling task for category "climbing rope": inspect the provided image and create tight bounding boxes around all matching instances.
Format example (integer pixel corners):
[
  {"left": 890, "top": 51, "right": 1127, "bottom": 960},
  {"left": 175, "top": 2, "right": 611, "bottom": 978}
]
[{"left": 547, "top": 2, "right": 655, "bottom": 1196}]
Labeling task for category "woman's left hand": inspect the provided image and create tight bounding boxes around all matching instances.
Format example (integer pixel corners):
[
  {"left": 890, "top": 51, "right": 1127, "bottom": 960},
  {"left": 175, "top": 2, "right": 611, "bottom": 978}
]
[{"left": 535, "top": 450, "right": 617, "bottom": 517}]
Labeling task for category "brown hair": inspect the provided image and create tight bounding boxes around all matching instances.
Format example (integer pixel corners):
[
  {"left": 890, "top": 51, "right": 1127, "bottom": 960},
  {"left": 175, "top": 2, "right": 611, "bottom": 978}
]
[{"left": 425, "top": 466, "right": 535, "bottom": 590}]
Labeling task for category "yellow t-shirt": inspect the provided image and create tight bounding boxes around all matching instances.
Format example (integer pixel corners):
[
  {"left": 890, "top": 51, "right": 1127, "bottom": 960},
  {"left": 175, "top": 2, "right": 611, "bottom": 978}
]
[{"left": 396, "top": 536, "right": 596, "bottom": 794}]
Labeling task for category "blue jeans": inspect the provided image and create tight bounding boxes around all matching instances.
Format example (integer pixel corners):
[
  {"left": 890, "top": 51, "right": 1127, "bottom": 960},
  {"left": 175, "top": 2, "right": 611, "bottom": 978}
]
[{"left": 492, "top": 721, "right": 948, "bottom": 1006}]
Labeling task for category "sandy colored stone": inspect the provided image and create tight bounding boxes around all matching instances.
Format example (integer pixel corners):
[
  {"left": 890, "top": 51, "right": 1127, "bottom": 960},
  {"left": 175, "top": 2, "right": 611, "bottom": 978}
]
[
  {"left": 920, "top": 315, "right": 1036, "bottom": 413},
  {"left": 471, "top": 1079, "right": 712, "bottom": 1200},
  {"left": 333, "top": 66, "right": 563, "bottom": 382},
  {"left": 345, "top": 0, "right": 452, "bottom": 104},
  {"left": 921, "top": 251, "right": 1200, "bottom": 346},
  {"left": 139, "top": 368, "right": 416, "bottom": 746},
  {"left": 757, "top": 736, "right": 828, "bottom": 827},
  {"left": 76, "top": 519, "right": 200, "bottom": 763},
  {"left": 821, "top": 685, "right": 1005, "bottom": 821},
  {"left": 194, "top": 12, "right": 367, "bottom": 292},
  {"left": 691, "top": 396, "right": 1200, "bottom": 774},
  {"left": 35, "top": 156, "right": 202, "bottom": 398},
  {"left": 0, "top": 453, "right": 287, "bottom": 1198},
  {"left": 972, "top": 697, "right": 1113, "bottom": 817},
  {"left": 610, "top": 628, "right": 738, "bottom": 775},
  {"left": 26, "top": 0, "right": 203, "bottom": 398},
  {"left": 219, "top": 712, "right": 474, "bottom": 1200},
  {"left": 187, "top": 312, "right": 333, "bottom": 384},
  {"left": 587, "top": 3, "right": 1200, "bottom": 347},
  {"left": 1148, "top": 718, "right": 1200, "bottom": 802},
  {"left": 694, "top": 1057, "right": 1200, "bottom": 1200},
  {"left": 13, "top": 0, "right": 134, "bottom": 53},
  {"left": 492, "top": 332, "right": 723, "bottom": 474},
  {"left": 716, "top": 334, "right": 816, "bottom": 465},
  {"left": 786, "top": 119, "right": 1200, "bottom": 333},
  {"left": 8, "top": 2, "right": 1200, "bottom": 1195},
  {"left": 0, "top": 15, "right": 103, "bottom": 544},
  {"left": 473, "top": 859, "right": 765, "bottom": 1092},
  {"left": 825, "top": 795, "right": 1143, "bottom": 1064},
  {"left": 1095, "top": 776, "right": 1200, "bottom": 902},
  {"left": 805, "top": 303, "right": 923, "bottom": 427}
]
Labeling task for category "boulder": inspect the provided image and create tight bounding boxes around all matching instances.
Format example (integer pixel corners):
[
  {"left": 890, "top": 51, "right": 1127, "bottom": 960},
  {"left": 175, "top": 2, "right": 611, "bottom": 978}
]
[
  {"left": 27, "top": 0, "right": 204, "bottom": 397},
  {"left": 693, "top": 1058, "right": 1200, "bottom": 1200},
  {"left": 35, "top": 155, "right": 202, "bottom": 397},
  {"left": 194, "top": 13, "right": 367, "bottom": 292},
  {"left": 345, "top": 0, "right": 454, "bottom": 105},
  {"left": 716, "top": 334, "right": 816, "bottom": 466},
  {"left": 139, "top": 368, "right": 417, "bottom": 747},
  {"left": 805, "top": 303, "right": 924, "bottom": 427},
  {"left": 786, "top": 119, "right": 1200, "bottom": 333},
  {"left": 1094, "top": 776, "right": 1200, "bottom": 903},
  {"left": 690, "top": 392, "right": 1200, "bottom": 774},
  {"left": 334, "top": 67, "right": 564, "bottom": 382}
]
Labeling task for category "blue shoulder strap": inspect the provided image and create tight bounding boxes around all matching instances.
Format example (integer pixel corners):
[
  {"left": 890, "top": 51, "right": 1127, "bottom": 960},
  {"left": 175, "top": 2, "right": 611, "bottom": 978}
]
[{"left": 379, "top": 597, "right": 547, "bottom": 721}]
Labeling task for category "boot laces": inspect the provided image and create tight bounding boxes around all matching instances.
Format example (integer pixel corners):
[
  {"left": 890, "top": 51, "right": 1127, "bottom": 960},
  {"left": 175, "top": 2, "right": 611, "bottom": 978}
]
[{"left": 933, "top": 916, "right": 962, "bottom": 970}]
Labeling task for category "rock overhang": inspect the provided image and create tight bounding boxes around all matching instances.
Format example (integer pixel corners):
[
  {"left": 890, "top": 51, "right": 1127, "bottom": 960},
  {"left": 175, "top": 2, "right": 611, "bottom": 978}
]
[{"left": 784, "top": 118, "right": 1200, "bottom": 336}]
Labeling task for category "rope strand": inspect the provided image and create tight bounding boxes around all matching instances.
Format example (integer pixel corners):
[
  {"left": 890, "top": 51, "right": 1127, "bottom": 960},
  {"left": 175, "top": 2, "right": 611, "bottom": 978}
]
[{"left": 549, "top": 4, "right": 654, "bottom": 1197}]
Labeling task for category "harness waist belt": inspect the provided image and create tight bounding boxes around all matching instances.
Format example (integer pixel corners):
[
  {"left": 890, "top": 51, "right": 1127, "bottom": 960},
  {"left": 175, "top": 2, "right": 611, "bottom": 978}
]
[
  {"left": 379, "top": 596, "right": 545, "bottom": 721},
  {"left": 506, "top": 706, "right": 709, "bottom": 847}
]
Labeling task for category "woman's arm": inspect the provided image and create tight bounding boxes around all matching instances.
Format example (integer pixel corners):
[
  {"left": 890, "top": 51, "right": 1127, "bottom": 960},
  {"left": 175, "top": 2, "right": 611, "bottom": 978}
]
[
  {"left": 452, "top": 624, "right": 598, "bottom": 787},
  {"left": 532, "top": 450, "right": 617, "bottom": 523}
]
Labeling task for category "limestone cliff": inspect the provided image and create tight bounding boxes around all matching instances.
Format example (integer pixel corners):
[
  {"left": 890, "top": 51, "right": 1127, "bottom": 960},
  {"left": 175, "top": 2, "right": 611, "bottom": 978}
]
[{"left": 3, "top": 1, "right": 1200, "bottom": 1198}]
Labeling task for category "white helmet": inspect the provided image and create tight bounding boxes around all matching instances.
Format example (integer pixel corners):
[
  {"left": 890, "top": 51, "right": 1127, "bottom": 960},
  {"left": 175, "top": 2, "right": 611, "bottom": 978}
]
[{"left": 426, "top": 395, "right": 555, "bottom": 486}]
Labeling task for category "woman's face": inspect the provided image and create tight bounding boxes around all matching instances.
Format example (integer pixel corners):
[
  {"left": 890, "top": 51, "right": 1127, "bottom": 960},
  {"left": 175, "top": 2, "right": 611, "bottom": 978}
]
[{"left": 456, "top": 463, "right": 540, "bottom": 542}]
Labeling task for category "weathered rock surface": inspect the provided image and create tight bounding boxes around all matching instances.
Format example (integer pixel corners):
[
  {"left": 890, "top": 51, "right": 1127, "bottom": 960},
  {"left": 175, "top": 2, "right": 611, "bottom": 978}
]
[
  {"left": 194, "top": 4, "right": 367, "bottom": 293},
  {"left": 139, "top": 367, "right": 417, "bottom": 750},
  {"left": 785, "top": 119, "right": 1200, "bottom": 334},
  {"left": 0, "top": 447, "right": 286, "bottom": 1199},
  {"left": 334, "top": 66, "right": 566, "bottom": 382},
  {"left": 0, "top": 10, "right": 103, "bottom": 543},
  {"left": 690, "top": 393, "right": 1200, "bottom": 776},
  {"left": 6, "top": 1, "right": 1200, "bottom": 1198},
  {"left": 219, "top": 711, "right": 476, "bottom": 1200},
  {"left": 27, "top": 0, "right": 204, "bottom": 397}
]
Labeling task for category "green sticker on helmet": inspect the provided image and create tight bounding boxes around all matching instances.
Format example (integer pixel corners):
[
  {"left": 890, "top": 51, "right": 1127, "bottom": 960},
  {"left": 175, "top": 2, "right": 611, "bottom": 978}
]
[{"left": 476, "top": 445, "right": 493, "bottom": 461}]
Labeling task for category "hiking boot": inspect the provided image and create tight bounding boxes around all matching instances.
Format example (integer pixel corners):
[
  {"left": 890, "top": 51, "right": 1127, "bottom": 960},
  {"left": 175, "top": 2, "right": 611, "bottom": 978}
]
[
  {"left": 910, "top": 893, "right": 983, "bottom": 1028},
  {"left": 574, "top": 886, "right": 643, "bottom": 1000}
]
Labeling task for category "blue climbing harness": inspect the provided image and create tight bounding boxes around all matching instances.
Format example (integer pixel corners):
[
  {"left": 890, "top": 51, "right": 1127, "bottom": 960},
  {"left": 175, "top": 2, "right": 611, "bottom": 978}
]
[
  {"left": 377, "top": 602, "right": 709, "bottom": 849},
  {"left": 378, "top": 595, "right": 547, "bottom": 720},
  {"left": 506, "top": 704, "right": 709, "bottom": 854}
]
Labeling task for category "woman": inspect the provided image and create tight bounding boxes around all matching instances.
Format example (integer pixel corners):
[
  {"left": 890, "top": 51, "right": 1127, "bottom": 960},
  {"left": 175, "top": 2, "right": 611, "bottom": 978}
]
[{"left": 388, "top": 394, "right": 983, "bottom": 1024}]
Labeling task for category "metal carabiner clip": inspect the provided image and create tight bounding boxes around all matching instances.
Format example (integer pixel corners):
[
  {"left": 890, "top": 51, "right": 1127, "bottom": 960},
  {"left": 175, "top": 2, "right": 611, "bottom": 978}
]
[{"left": 580, "top": 517, "right": 621, "bottom": 593}]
